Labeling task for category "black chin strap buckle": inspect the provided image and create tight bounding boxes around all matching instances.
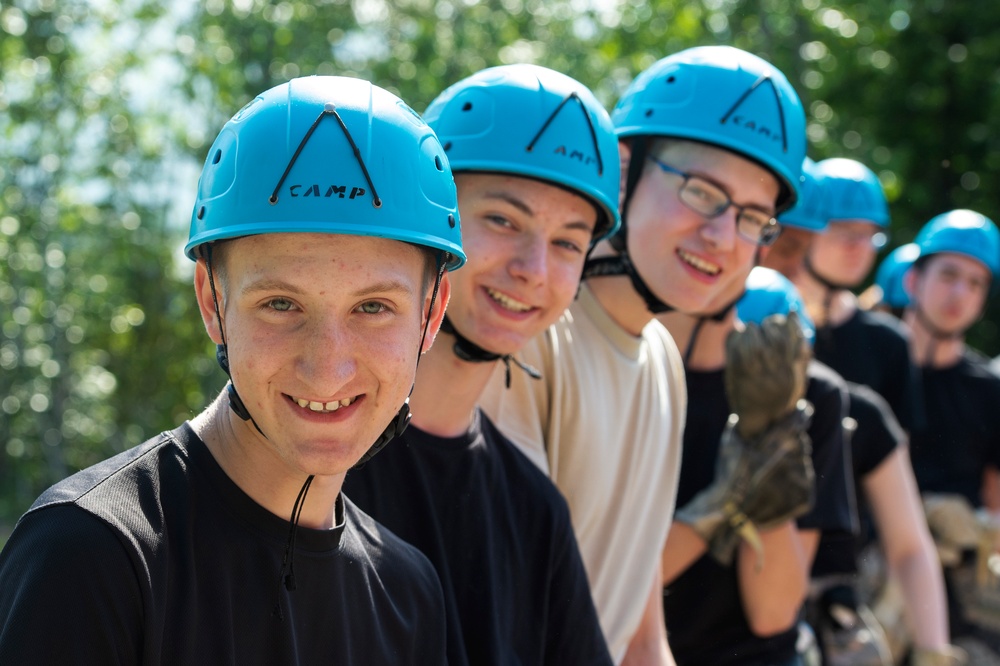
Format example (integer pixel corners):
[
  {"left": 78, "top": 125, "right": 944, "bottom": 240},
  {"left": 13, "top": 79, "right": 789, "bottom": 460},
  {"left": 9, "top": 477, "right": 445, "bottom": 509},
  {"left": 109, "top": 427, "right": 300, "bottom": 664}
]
[
  {"left": 353, "top": 400, "right": 411, "bottom": 469},
  {"left": 440, "top": 316, "right": 541, "bottom": 388},
  {"left": 215, "top": 344, "right": 259, "bottom": 427}
]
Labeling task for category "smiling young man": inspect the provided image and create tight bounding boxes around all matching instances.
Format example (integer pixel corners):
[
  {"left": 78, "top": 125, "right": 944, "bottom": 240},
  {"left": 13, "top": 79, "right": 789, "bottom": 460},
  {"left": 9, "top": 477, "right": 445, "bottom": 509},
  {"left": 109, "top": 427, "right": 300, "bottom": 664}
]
[
  {"left": 573, "top": 47, "right": 854, "bottom": 666},
  {"left": 343, "top": 64, "right": 620, "bottom": 666},
  {"left": 0, "top": 76, "right": 465, "bottom": 664}
]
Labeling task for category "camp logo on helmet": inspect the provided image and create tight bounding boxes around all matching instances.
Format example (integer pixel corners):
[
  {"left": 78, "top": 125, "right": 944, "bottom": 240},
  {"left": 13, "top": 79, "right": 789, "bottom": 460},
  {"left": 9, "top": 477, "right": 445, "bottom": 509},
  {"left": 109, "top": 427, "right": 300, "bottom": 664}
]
[
  {"left": 553, "top": 145, "right": 597, "bottom": 167},
  {"left": 725, "top": 115, "right": 783, "bottom": 145},
  {"left": 288, "top": 184, "right": 368, "bottom": 200}
]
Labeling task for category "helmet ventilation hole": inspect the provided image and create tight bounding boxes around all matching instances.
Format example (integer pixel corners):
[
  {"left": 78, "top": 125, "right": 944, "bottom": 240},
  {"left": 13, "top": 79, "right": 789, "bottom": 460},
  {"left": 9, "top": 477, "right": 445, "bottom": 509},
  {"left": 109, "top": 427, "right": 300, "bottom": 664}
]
[
  {"left": 448, "top": 214, "right": 456, "bottom": 228},
  {"left": 197, "top": 206, "right": 205, "bottom": 220},
  {"left": 435, "top": 155, "right": 443, "bottom": 171},
  {"left": 666, "top": 76, "right": 676, "bottom": 84},
  {"left": 212, "top": 149, "right": 222, "bottom": 164},
  {"left": 443, "top": 141, "right": 452, "bottom": 151},
  {"left": 462, "top": 102, "right": 473, "bottom": 111},
  {"left": 645, "top": 109, "right": 654, "bottom": 117}
]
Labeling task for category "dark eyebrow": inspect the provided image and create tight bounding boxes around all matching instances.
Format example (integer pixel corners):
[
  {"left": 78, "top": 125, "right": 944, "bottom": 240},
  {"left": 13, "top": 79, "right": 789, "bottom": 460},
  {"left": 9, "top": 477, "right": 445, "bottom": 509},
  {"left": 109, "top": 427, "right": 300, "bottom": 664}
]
[
  {"left": 242, "top": 278, "right": 414, "bottom": 298},
  {"left": 242, "top": 279, "right": 304, "bottom": 296},
  {"left": 484, "top": 190, "right": 596, "bottom": 233},
  {"left": 483, "top": 191, "right": 534, "bottom": 216},
  {"left": 353, "top": 280, "right": 416, "bottom": 298}
]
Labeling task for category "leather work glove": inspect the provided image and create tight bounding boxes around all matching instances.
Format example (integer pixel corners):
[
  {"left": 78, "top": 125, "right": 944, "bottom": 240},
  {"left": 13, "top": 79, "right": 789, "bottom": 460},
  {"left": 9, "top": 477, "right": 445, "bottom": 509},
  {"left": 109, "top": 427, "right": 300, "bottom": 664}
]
[
  {"left": 911, "top": 645, "right": 969, "bottom": 666},
  {"left": 922, "top": 493, "right": 980, "bottom": 567},
  {"left": 725, "top": 311, "right": 811, "bottom": 440},
  {"left": 675, "top": 313, "right": 815, "bottom": 567}
]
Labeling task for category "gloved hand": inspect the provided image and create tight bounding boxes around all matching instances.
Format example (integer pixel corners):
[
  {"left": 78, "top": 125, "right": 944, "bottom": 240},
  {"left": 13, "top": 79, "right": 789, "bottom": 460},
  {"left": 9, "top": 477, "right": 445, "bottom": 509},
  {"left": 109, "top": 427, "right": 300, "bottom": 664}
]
[
  {"left": 911, "top": 645, "right": 969, "bottom": 666},
  {"left": 725, "top": 311, "right": 811, "bottom": 439},
  {"left": 675, "top": 313, "right": 815, "bottom": 566},
  {"left": 922, "top": 493, "right": 980, "bottom": 567}
]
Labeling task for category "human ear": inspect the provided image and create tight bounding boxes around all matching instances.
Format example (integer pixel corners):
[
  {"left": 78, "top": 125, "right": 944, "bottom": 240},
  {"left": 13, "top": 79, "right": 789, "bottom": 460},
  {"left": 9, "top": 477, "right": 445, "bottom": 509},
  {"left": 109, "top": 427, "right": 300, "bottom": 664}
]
[
  {"left": 420, "top": 272, "right": 451, "bottom": 354},
  {"left": 194, "top": 259, "right": 225, "bottom": 345}
]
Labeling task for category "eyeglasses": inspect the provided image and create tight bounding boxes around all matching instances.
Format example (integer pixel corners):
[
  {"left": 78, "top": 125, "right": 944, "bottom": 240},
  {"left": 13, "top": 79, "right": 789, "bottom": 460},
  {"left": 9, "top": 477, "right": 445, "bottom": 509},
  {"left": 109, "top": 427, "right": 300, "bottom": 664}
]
[
  {"left": 647, "top": 156, "right": 780, "bottom": 246},
  {"left": 825, "top": 224, "right": 889, "bottom": 249}
]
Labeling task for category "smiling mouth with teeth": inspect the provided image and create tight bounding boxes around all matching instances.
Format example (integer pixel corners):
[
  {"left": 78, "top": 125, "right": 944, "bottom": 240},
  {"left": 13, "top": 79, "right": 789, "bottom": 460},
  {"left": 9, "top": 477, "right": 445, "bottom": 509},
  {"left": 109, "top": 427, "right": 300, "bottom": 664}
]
[
  {"left": 486, "top": 287, "right": 533, "bottom": 313},
  {"left": 677, "top": 248, "right": 721, "bottom": 277},
  {"left": 291, "top": 396, "right": 356, "bottom": 413}
]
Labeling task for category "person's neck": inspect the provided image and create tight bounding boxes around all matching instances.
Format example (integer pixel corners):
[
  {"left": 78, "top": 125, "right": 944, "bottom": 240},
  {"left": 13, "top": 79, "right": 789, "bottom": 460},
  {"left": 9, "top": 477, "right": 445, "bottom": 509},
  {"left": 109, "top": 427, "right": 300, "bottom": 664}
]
[
  {"left": 796, "top": 270, "right": 856, "bottom": 327},
  {"left": 408, "top": 334, "right": 495, "bottom": 438},
  {"left": 658, "top": 309, "right": 734, "bottom": 371},
  {"left": 903, "top": 309, "right": 966, "bottom": 368},
  {"left": 191, "top": 393, "right": 342, "bottom": 530},
  {"left": 583, "top": 241, "right": 656, "bottom": 337}
]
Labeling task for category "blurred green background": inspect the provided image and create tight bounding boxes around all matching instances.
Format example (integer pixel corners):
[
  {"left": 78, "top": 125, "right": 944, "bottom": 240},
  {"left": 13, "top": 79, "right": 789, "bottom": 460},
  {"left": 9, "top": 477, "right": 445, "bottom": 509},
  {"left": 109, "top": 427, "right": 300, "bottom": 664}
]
[{"left": 3, "top": 0, "right": 1000, "bottom": 534}]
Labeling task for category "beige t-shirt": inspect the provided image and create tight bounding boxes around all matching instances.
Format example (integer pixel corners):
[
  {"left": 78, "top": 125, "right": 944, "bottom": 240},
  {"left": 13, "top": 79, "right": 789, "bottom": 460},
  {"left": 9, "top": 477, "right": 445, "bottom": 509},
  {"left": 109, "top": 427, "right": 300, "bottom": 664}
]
[{"left": 480, "top": 284, "right": 686, "bottom": 663}]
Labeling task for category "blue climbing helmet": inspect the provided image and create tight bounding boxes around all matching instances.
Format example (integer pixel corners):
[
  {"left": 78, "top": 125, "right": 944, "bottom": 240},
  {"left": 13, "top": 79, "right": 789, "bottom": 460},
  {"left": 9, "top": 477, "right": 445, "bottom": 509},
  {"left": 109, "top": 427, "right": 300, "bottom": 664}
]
[
  {"left": 778, "top": 157, "right": 828, "bottom": 232},
  {"left": 914, "top": 209, "right": 1000, "bottom": 277},
  {"left": 812, "top": 158, "right": 889, "bottom": 228},
  {"left": 424, "top": 63, "right": 621, "bottom": 242},
  {"left": 737, "top": 266, "right": 816, "bottom": 343},
  {"left": 185, "top": 75, "right": 466, "bottom": 271},
  {"left": 874, "top": 243, "right": 919, "bottom": 309},
  {"left": 612, "top": 45, "right": 807, "bottom": 211}
]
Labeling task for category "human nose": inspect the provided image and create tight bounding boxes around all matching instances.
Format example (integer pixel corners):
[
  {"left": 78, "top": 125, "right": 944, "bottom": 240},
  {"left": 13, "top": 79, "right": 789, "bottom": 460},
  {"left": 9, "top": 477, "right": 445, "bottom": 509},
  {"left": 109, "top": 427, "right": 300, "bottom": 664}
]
[
  {"left": 699, "top": 205, "right": 738, "bottom": 250},
  {"left": 299, "top": 317, "right": 358, "bottom": 387},
  {"left": 510, "top": 234, "right": 548, "bottom": 286}
]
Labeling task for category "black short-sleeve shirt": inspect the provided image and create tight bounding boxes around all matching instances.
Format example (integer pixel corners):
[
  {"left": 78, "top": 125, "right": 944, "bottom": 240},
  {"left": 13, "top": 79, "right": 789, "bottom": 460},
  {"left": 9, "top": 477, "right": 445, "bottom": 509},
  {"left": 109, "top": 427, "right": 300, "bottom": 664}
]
[
  {"left": 343, "top": 410, "right": 611, "bottom": 666},
  {"left": 665, "top": 361, "right": 856, "bottom": 666},
  {"left": 0, "top": 424, "right": 447, "bottom": 665},
  {"left": 909, "top": 350, "right": 1000, "bottom": 506},
  {"left": 814, "top": 308, "right": 923, "bottom": 433}
]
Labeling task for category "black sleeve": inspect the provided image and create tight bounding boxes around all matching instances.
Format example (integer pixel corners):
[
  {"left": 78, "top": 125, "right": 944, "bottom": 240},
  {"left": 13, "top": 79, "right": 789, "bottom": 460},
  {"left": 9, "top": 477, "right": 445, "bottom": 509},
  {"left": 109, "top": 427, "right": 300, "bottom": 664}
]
[
  {"left": 545, "top": 499, "right": 614, "bottom": 666},
  {"left": 847, "top": 382, "right": 906, "bottom": 478},
  {"left": 797, "top": 362, "right": 858, "bottom": 535},
  {"left": 0, "top": 505, "right": 143, "bottom": 664}
]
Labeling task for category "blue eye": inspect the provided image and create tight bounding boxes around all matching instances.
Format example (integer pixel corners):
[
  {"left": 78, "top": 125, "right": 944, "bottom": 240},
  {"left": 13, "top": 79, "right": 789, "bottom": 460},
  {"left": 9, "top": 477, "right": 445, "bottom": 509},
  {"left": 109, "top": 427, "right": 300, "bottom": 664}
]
[
  {"left": 358, "top": 302, "right": 387, "bottom": 314},
  {"left": 268, "top": 298, "right": 294, "bottom": 312}
]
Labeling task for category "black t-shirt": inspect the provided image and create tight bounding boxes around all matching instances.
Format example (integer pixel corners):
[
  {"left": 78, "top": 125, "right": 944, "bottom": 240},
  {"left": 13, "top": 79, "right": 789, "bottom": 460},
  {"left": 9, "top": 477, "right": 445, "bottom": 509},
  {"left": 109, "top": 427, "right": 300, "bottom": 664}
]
[
  {"left": 909, "top": 350, "right": 1000, "bottom": 506},
  {"left": 343, "top": 410, "right": 612, "bottom": 666},
  {"left": 813, "top": 382, "right": 906, "bottom": 577},
  {"left": 814, "top": 308, "right": 923, "bottom": 433},
  {"left": 0, "top": 424, "right": 446, "bottom": 665},
  {"left": 665, "top": 361, "right": 856, "bottom": 666}
]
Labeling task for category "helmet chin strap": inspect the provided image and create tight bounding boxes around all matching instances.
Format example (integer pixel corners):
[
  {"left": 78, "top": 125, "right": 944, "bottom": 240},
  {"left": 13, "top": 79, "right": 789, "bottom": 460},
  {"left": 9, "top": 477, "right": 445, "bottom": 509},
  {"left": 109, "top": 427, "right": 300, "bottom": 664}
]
[
  {"left": 204, "top": 245, "right": 268, "bottom": 439},
  {"left": 682, "top": 296, "right": 741, "bottom": 366},
  {"left": 803, "top": 254, "right": 855, "bottom": 323},
  {"left": 439, "top": 316, "right": 542, "bottom": 388}
]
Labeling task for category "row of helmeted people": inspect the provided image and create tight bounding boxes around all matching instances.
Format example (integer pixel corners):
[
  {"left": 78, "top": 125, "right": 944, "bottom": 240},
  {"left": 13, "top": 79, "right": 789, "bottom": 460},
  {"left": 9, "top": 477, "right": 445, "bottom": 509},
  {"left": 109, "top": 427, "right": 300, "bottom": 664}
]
[{"left": 0, "top": 43, "right": 988, "bottom": 666}]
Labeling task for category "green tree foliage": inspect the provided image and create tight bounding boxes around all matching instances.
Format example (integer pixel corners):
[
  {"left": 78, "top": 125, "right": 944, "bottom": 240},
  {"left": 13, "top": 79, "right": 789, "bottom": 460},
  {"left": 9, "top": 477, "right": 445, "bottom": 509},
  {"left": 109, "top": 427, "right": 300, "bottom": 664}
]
[{"left": 3, "top": 0, "right": 1000, "bottom": 529}]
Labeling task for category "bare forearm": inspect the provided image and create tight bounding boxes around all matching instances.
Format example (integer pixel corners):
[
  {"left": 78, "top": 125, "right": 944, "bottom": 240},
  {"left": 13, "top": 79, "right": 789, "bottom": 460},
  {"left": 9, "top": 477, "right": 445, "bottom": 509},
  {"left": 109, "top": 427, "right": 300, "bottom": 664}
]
[
  {"left": 737, "top": 522, "right": 810, "bottom": 636},
  {"left": 893, "top": 550, "right": 950, "bottom": 650},
  {"left": 661, "top": 522, "right": 708, "bottom": 586},
  {"left": 622, "top": 569, "right": 676, "bottom": 666}
]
